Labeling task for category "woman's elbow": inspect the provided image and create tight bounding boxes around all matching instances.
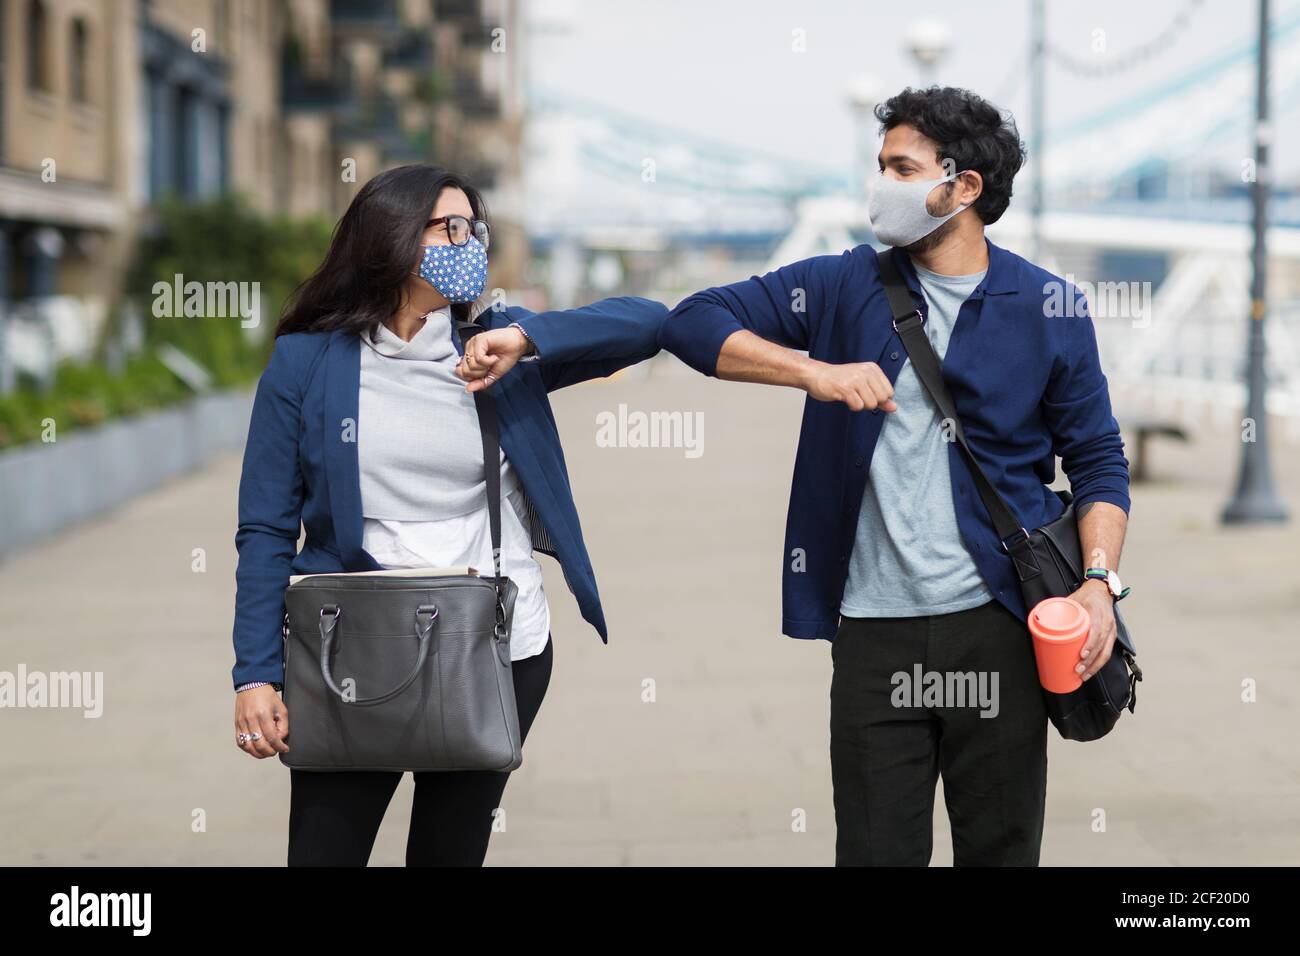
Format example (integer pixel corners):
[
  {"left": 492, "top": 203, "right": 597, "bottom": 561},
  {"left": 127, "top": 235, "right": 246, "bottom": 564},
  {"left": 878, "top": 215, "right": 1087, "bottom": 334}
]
[
  {"left": 657, "top": 294, "right": 704, "bottom": 354},
  {"left": 628, "top": 297, "right": 669, "bottom": 355},
  {"left": 633, "top": 296, "right": 669, "bottom": 325}
]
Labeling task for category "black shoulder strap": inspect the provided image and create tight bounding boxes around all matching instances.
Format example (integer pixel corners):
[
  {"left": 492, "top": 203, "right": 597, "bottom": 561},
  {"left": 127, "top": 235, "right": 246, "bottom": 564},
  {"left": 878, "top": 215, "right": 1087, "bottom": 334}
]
[
  {"left": 455, "top": 320, "right": 504, "bottom": 588},
  {"left": 874, "top": 249, "right": 1029, "bottom": 551}
]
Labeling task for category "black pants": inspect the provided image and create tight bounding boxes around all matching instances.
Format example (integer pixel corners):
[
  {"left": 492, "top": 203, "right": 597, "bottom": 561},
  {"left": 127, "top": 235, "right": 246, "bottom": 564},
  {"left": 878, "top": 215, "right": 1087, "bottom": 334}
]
[
  {"left": 830, "top": 600, "right": 1048, "bottom": 866},
  {"left": 287, "top": 636, "right": 553, "bottom": 866}
]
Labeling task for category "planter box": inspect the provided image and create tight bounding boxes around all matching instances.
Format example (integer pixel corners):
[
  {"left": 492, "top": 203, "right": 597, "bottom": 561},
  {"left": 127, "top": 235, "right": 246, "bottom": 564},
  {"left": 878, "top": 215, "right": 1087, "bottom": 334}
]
[{"left": 0, "top": 389, "right": 254, "bottom": 561}]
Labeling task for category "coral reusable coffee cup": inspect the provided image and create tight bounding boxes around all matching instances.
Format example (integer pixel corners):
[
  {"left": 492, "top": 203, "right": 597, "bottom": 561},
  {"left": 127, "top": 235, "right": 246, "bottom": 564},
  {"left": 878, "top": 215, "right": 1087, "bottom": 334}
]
[{"left": 1027, "top": 597, "right": 1091, "bottom": 694}]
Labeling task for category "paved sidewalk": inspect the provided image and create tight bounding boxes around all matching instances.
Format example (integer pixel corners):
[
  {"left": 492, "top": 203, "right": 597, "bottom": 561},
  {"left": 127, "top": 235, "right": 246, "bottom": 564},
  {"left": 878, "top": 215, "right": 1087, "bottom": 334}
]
[{"left": 1, "top": 355, "right": 1298, "bottom": 865}]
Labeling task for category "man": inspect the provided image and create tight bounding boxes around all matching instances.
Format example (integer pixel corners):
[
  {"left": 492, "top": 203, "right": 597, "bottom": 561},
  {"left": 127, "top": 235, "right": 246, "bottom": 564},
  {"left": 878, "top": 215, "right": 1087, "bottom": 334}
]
[{"left": 658, "top": 86, "right": 1131, "bottom": 866}]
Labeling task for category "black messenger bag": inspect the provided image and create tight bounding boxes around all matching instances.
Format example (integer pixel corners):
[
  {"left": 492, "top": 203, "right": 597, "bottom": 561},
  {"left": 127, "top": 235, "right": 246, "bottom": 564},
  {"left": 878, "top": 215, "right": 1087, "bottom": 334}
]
[{"left": 875, "top": 249, "right": 1141, "bottom": 742}]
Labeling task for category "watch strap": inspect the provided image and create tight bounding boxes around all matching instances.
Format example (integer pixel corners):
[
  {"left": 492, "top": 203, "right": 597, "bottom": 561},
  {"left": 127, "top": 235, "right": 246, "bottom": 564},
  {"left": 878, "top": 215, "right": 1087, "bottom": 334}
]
[{"left": 1085, "top": 568, "right": 1131, "bottom": 601}]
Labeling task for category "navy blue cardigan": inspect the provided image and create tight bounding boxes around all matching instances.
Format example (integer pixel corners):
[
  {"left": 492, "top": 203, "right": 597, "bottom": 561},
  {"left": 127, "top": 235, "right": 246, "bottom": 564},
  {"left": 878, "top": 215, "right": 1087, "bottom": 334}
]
[
  {"left": 231, "top": 296, "right": 667, "bottom": 689},
  {"left": 659, "top": 239, "right": 1131, "bottom": 640}
]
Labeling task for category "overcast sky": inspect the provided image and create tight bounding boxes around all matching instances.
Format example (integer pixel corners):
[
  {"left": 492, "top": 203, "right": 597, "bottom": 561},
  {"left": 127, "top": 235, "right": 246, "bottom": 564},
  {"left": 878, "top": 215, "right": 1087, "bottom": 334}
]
[{"left": 526, "top": 0, "right": 1300, "bottom": 182}]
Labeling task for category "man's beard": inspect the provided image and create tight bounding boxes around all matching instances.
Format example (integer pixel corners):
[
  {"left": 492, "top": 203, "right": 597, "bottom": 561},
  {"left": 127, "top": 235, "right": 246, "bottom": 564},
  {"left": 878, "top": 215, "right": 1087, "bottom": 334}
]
[{"left": 902, "top": 213, "right": 960, "bottom": 256}]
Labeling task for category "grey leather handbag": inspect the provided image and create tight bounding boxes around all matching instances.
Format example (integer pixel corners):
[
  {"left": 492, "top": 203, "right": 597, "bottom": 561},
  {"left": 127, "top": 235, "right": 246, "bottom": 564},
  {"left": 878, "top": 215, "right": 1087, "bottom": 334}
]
[{"left": 278, "top": 320, "right": 523, "bottom": 772}]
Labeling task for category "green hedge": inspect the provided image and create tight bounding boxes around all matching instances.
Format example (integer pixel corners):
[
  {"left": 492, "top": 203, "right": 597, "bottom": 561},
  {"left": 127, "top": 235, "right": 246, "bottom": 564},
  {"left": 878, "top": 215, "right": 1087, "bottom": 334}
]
[
  {"left": 127, "top": 193, "right": 333, "bottom": 385},
  {"left": 0, "top": 194, "right": 332, "bottom": 451},
  {"left": 0, "top": 354, "right": 187, "bottom": 447}
]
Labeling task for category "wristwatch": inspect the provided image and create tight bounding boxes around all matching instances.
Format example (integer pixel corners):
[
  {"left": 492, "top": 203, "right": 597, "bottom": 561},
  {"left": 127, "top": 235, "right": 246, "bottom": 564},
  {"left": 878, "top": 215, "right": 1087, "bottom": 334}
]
[{"left": 1084, "top": 567, "right": 1130, "bottom": 601}]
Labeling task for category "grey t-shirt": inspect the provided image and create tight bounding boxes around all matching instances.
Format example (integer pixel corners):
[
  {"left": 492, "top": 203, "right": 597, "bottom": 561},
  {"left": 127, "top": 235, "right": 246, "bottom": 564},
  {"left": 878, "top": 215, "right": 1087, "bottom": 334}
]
[{"left": 839, "top": 260, "right": 995, "bottom": 618}]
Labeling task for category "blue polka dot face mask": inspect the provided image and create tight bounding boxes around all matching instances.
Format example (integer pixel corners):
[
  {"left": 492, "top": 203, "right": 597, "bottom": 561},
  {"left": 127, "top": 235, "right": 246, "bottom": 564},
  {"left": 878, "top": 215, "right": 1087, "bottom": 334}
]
[{"left": 416, "top": 235, "right": 488, "bottom": 303}]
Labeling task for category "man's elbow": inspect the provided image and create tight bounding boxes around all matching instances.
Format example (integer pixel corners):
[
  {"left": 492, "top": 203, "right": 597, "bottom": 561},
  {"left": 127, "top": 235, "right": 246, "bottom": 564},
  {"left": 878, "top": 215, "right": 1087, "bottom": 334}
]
[
  {"left": 658, "top": 293, "right": 736, "bottom": 376},
  {"left": 1064, "top": 456, "right": 1132, "bottom": 516},
  {"left": 1073, "top": 489, "right": 1131, "bottom": 518},
  {"left": 1059, "top": 429, "right": 1130, "bottom": 506},
  {"left": 658, "top": 293, "right": 691, "bottom": 352}
]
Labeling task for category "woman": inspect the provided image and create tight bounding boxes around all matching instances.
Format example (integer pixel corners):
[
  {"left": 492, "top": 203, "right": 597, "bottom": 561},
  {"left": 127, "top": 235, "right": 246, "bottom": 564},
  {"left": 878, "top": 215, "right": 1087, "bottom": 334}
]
[{"left": 230, "top": 164, "right": 667, "bottom": 866}]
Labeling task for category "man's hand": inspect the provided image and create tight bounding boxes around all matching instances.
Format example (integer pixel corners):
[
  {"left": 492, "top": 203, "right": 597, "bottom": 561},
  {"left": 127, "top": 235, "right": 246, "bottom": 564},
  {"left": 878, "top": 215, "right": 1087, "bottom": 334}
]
[
  {"left": 456, "top": 326, "right": 530, "bottom": 392},
  {"left": 1070, "top": 500, "right": 1128, "bottom": 681},
  {"left": 1068, "top": 578, "right": 1117, "bottom": 681},
  {"left": 802, "top": 361, "right": 898, "bottom": 412}
]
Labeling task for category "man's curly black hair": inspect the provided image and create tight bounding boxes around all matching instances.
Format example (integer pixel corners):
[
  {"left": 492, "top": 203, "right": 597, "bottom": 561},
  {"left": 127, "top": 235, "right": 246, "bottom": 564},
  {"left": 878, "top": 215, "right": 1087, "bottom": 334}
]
[{"left": 874, "top": 86, "right": 1028, "bottom": 226}]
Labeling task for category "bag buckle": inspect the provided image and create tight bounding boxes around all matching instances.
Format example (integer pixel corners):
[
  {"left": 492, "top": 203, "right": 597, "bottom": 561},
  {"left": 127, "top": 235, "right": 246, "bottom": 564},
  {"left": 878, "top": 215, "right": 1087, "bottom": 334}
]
[
  {"left": 318, "top": 604, "right": 341, "bottom": 641},
  {"left": 892, "top": 309, "right": 924, "bottom": 335},
  {"left": 1123, "top": 650, "right": 1142, "bottom": 713},
  {"left": 999, "top": 528, "right": 1029, "bottom": 553},
  {"left": 414, "top": 604, "right": 439, "bottom": 639},
  {"left": 493, "top": 596, "right": 509, "bottom": 643}
]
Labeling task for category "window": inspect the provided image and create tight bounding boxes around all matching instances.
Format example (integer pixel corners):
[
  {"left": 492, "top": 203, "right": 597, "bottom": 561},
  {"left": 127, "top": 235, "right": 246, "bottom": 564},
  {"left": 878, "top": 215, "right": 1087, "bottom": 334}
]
[
  {"left": 69, "top": 18, "right": 89, "bottom": 104},
  {"left": 26, "top": 0, "right": 49, "bottom": 92}
]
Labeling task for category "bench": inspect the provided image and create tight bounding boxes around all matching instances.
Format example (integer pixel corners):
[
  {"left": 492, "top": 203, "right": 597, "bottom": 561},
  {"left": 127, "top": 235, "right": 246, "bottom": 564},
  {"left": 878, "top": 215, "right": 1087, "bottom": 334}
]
[{"left": 1122, "top": 418, "right": 1190, "bottom": 482}]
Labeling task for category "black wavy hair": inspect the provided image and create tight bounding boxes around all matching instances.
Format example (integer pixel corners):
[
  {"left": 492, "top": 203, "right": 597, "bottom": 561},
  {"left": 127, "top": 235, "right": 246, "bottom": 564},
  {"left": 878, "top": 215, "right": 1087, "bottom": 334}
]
[
  {"left": 275, "top": 164, "right": 488, "bottom": 340},
  {"left": 874, "top": 86, "right": 1027, "bottom": 225}
]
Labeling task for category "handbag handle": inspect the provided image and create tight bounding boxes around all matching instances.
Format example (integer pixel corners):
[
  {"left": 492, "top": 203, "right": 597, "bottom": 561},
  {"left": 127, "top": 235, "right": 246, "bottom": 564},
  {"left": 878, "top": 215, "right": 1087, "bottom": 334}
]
[
  {"left": 874, "top": 249, "right": 1035, "bottom": 553},
  {"left": 317, "top": 604, "right": 439, "bottom": 706}
]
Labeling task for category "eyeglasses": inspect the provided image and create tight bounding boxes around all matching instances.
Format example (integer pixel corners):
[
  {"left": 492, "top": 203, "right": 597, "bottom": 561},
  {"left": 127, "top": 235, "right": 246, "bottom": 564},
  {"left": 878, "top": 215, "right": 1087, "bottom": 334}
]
[{"left": 428, "top": 215, "right": 491, "bottom": 250}]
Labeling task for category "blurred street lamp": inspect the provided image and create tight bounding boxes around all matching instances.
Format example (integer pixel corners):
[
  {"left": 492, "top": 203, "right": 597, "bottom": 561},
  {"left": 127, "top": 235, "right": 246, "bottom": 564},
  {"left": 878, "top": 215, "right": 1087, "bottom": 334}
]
[
  {"left": 1029, "top": 0, "right": 1046, "bottom": 263},
  {"left": 906, "top": 19, "right": 952, "bottom": 87},
  {"left": 1223, "top": 0, "right": 1288, "bottom": 524},
  {"left": 847, "top": 74, "right": 881, "bottom": 203}
]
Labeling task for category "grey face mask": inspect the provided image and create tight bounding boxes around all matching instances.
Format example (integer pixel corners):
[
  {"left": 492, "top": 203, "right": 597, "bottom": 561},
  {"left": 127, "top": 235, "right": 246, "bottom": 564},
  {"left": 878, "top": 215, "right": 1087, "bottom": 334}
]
[{"left": 867, "top": 173, "right": 970, "bottom": 247}]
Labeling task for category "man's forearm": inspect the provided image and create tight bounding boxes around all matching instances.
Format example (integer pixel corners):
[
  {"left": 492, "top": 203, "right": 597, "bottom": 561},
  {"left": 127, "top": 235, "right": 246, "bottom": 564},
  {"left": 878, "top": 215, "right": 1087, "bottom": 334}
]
[
  {"left": 714, "top": 329, "right": 898, "bottom": 412},
  {"left": 715, "top": 329, "right": 817, "bottom": 389},
  {"left": 1077, "top": 500, "right": 1128, "bottom": 574}
]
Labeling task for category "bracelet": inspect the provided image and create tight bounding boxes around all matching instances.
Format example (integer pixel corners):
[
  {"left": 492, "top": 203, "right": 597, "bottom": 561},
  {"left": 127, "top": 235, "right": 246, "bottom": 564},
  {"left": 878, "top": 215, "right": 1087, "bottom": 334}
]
[
  {"left": 509, "top": 322, "right": 540, "bottom": 361},
  {"left": 236, "top": 681, "right": 282, "bottom": 693}
]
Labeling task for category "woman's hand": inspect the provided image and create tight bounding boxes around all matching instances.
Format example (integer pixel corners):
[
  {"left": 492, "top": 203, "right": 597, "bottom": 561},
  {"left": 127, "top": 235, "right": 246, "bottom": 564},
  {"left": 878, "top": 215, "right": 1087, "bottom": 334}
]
[
  {"left": 235, "top": 685, "right": 290, "bottom": 758},
  {"left": 456, "top": 326, "right": 531, "bottom": 392}
]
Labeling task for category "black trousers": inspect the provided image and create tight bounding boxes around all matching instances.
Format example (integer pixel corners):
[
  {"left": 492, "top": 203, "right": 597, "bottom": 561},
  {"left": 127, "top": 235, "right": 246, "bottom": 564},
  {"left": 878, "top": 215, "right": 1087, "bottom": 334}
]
[
  {"left": 287, "top": 635, "right": 553, "bottom": 866},
  {"left": 830, "top": 600, "right": 1048, "bottom": 866}
]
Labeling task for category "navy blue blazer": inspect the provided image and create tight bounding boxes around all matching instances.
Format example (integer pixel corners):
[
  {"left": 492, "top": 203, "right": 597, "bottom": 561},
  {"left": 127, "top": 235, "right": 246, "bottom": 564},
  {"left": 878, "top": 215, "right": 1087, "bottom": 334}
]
[
  {"left": 232, "top": 296, "right": 668, "bottom": 689},
  {"left": 659, "top": 239, "right": 1130, "bottom": 641}
]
